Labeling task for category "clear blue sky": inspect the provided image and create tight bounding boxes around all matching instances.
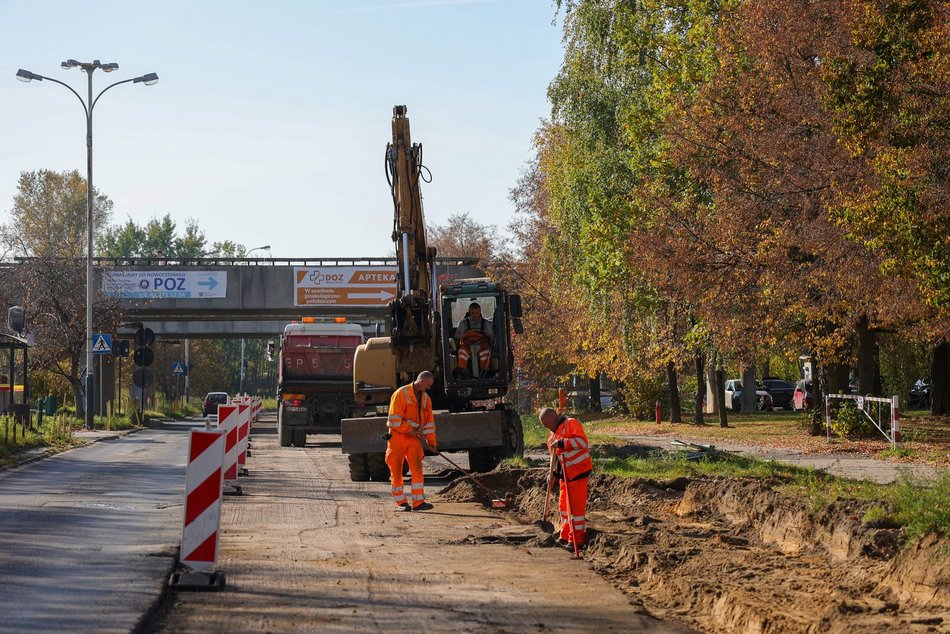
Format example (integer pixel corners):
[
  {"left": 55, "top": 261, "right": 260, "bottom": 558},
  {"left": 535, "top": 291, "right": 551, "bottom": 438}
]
[{"left": 0, "top": 0, "right": 563, "bottom": 258}]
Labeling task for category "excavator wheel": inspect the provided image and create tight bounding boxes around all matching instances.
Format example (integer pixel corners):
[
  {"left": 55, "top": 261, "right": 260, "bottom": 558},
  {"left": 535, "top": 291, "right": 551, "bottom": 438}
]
[
  {"left": 348, "top": 454, "right": 370, "bottom": 481},
  {"left": 367, "top": 453, "right": 390, "bottom": 481}
]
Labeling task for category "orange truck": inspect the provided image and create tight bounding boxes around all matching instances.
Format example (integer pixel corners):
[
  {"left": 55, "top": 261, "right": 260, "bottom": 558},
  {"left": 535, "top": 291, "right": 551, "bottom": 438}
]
[{"left": 276, "top": 319, "right": 372, "bottom": 447}]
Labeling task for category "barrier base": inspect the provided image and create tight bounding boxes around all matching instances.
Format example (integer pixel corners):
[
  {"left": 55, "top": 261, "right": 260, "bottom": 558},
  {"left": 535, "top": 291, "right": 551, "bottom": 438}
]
[
  {"left": 239, "top": 467, "right": 249, "bottom": 476},
  {"left": 224, "top": 483, "right": 243, "bottom": 496},
  {"left": 168, "top": 570, "right": 226, "bottom": 591}
]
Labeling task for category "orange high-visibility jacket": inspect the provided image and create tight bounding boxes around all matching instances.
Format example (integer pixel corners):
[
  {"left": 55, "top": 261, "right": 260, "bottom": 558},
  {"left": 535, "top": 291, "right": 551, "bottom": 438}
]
[
  {"left": 547, "top": 416, "right": 592, "bottom": 481},
  {"left": 387, "top": 384, "right": 436, "bottom": 447}
]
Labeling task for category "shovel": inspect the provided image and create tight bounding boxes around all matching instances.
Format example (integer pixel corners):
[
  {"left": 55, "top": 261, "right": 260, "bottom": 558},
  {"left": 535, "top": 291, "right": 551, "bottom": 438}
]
[
  {"left": 420, "top": 436, "right": 510, "bottom": 509},
  {"left": 537, "top": 451, "right": 555, "bottom": 532}
]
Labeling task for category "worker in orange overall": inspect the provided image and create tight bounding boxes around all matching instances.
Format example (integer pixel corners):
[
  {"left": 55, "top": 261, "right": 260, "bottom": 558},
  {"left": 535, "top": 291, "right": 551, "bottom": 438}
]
[
  {"left": 539, "top": 407, "right": 593, "bottom": 550},
  {"left": 386, "top": 371, "right": 437, "bottom": 512},
  {"left": 453, "top": 302, "right": 494, "bottom": 379}
]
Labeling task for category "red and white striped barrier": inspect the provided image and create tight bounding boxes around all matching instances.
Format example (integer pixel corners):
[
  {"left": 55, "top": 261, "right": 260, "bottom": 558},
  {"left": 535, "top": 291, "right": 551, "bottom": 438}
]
[
  {"left": 180, "top": 429, "right": 225, "bottom": 572},
  {"left": 237, "top": 403, "right": 250, "bottom": 472},
  {"left": 216, "top": 404, "right": 241, "bottom": 484}
]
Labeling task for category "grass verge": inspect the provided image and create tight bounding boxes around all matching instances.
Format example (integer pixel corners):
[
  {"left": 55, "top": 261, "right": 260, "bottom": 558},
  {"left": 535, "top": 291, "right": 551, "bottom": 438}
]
[{"left": 596, "top": 447, "right": 949, "bottom": 543}]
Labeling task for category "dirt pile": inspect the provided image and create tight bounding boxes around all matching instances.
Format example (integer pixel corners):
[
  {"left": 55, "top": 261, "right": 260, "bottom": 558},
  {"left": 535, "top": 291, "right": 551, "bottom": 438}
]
[{"left": 439, "top": 466, "right": 949, "bottom": 633}]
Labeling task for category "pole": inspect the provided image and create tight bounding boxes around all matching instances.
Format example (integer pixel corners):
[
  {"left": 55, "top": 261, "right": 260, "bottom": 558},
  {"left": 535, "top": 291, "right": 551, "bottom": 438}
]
[
  {"left": 84, "top": 70, "right": 95, "bottom": 430},
  {"left": 184, "top": 338, "right": 190, "bottom": 402},
  {"left": 99, "top": 355, "right": 103, "bottom": 423},
  {"left": 240, "top": 339, "right": 246, "bottom": 394}
]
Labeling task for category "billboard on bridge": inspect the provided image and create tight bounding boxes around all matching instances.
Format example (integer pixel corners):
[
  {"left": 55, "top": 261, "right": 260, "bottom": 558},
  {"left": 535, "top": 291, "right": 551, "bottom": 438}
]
[
  {"left": 294, "top": 267, "right": 397, "bottom": 306},
  {"left": 103, "top": 271, "right": 228, "bottom": 299}
]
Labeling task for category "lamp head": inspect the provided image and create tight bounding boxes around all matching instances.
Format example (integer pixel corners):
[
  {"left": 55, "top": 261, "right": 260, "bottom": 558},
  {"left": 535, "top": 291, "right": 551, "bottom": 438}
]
[
  {"left": 134, "top": 72, "right": 159, "bottom": 86},
  {"left": 16, "top": 69, "right": 40, "bottom": 82},
  {"left": 60, "top": 59, "right": 80, "bottom": 70},
  {"left": 102, "top": 62, "right": 119, "bottom": 73}
]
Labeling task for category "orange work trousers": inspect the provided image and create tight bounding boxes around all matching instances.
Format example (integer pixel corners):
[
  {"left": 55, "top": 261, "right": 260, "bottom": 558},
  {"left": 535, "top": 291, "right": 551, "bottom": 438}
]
[
  {"left": 386, "top": 433, "right": 426, "bottom": 508},
  {"left": 557, "top": 477, "right": 588, "bottom": 546},
  {"left": 457, "top": 339, "right": 491, "bottom": 371}
]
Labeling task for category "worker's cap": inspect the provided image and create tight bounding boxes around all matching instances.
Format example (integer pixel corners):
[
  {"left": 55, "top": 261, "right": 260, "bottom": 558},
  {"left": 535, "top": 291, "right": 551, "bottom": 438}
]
[{"left": 469, "top": 302, "right": 481, "bottom": 309}]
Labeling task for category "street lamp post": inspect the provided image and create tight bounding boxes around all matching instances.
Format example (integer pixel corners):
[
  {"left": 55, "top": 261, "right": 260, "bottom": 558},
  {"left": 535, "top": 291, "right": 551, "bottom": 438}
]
[
  {"left": 240, "top": 246, "right": 270, "bottom": 394},
  {"left": 17, "top": 60, "right": 158, "bottom": 430}
]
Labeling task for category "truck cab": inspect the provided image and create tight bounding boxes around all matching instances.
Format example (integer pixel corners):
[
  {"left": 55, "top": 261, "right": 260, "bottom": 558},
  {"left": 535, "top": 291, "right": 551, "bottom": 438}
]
[{"left": 277, "top": 319, "right": 370, "bottom": 447}]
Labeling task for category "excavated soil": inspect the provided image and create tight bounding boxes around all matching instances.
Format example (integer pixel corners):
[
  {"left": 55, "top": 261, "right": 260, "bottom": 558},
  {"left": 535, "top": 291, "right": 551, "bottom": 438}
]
[{"left": 435, "top": 468, "right": 949, "bottom": 634}]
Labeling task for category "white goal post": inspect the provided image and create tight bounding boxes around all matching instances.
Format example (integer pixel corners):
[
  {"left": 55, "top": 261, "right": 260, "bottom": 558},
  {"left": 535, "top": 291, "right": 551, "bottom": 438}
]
[{"left": 825, "top": 394, "right": 900, "bottom": 448}]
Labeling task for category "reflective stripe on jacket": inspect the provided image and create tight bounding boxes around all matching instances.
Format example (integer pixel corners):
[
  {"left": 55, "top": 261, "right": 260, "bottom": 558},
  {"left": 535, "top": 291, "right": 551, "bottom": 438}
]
[
  {"left": 387, "top": 384, "right": 436, "bottom": 447},
  {"left": 547, "top": 416, "right": 592, "bottom": 481}
]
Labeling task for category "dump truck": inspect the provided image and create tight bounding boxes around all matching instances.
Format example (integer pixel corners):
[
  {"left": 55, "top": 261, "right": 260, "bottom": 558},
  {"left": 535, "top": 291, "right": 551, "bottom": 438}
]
[
  {"left": 340, "top": 106, "right": 525, "bottom": 481},
  {"left": 276, "top": 318, "right": 371, "bottom": 448}
]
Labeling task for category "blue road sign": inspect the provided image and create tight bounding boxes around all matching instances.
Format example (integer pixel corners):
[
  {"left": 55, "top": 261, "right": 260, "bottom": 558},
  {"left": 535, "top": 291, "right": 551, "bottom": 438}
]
[
  {"left": 92, "top": 334, "right": 112, "bottom": 355},
  {"left": 172, "top": 362, "right": 187, "bottom": 375}
]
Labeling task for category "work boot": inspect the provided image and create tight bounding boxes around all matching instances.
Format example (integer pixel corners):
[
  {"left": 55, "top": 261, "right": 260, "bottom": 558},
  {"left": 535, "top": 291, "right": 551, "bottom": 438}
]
[
  {"left": 394, "top": 503, "right": 411, "bottom": 512},
  {"left": 413, "top": 502, "right": 434, "bottom": 511}
]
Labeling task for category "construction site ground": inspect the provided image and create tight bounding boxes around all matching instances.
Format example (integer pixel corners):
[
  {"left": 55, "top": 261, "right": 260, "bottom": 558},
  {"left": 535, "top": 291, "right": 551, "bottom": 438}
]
[{"left": 150, "top": 416, "right": 948, "bottom": 633}]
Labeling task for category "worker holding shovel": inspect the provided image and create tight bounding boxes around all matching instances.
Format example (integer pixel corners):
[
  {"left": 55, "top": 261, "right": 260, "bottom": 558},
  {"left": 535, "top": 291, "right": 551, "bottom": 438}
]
[
  {"left": 385, "top": 371, "right": 437, "bottom": 512},
  {"left": 539, "top": 407, "right": 593, "bottom": 554}
]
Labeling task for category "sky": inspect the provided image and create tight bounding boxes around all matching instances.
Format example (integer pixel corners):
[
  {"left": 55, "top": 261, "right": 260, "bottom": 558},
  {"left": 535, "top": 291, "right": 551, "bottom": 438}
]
[{"left": 0, "top": 0, "right": 564, "bottom": 259}]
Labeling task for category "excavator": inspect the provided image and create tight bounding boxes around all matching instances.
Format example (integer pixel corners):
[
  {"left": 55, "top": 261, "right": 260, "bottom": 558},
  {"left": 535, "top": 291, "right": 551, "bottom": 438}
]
[{"left": 340, "top": 105, "right": 525, "bottom": 481}]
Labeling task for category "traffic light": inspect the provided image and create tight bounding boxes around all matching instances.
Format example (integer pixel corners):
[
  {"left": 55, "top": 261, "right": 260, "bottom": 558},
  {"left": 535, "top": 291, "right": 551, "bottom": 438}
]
[
  {"left": 133, "top": 326, "right": 155, "bottom": 389},
  {"left": 7, "top": 306, "right": 25, "bottom": 334},
  {"left": 112, "top": 340, "right": 130, "bottom": 358}
]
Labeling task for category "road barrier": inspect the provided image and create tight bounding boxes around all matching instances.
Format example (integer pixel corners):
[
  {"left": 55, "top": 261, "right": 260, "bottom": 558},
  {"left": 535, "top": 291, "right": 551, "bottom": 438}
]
[
  {"left": 237, "top": 403, "right": 250, "bottom": 475},
  {"left": 216, "top": 404, "right": 242, "bottom": 493},
  {"left": 177, "top": 429, "right": 225, "bottom": 579}
]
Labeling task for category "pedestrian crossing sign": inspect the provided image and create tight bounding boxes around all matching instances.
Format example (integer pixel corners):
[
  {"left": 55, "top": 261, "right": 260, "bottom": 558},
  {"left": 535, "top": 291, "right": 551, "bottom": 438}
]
[
  {"left": 92, "top": 334, "right": 112, "bottom": 355},
  {"left": 172, "top": 362, "right": 187, "bottom": 375}
]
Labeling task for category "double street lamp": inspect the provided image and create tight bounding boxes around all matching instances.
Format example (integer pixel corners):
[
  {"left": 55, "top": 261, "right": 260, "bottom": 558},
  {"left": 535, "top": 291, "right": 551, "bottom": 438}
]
[{"left": 17, "top": 60, "right": 158, "bottom": 430}]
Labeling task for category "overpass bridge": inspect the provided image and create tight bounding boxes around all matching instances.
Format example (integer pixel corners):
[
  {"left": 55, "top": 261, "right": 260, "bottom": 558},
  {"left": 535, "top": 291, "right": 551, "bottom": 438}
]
[{"left": 92, "top": 256, "right": 483, "bottom": 339}]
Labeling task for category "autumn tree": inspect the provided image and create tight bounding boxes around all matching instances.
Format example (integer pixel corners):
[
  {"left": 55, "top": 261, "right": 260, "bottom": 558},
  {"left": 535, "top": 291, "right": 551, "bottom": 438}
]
[
  {"left": 1, "top": 169, "right": 112, "bottom": 257},
  {"left": 427, "top": 212, "right": 501, "bottom": 260},
  {"left": 0, "top": 170, "right": 119, "bottom": 415}
]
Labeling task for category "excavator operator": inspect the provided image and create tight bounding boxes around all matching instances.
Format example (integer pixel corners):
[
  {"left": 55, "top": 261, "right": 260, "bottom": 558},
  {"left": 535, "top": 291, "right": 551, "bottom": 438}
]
[{"left": 453, "top": 302, "right": 494, "bottom": 380}]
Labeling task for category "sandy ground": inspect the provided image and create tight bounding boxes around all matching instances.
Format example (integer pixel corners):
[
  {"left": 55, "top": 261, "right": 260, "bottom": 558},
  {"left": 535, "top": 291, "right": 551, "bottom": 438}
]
[{"left": 151, "top": 418, "right": 691, "bottom": 633}]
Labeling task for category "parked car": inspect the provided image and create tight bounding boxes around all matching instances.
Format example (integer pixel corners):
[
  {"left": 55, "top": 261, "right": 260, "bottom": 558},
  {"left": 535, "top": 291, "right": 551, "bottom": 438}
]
[
  {"left": 762, "top": 378, "right": 796, "bottom": 410},
  {"left": 724, "top": 379, "right": 774, "bottom": 412},
  {"left": 792, "top": 380, "right": 813, "bottom": 411},
  {"left": 203, "top": 391, "right": 229, "bottom": 416},
  {"left": 908, "top": 379, "right": 931, "bottom": 409}
]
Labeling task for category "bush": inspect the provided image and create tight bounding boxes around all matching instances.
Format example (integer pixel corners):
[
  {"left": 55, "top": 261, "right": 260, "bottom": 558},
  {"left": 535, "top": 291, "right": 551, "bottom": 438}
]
[{"left": 830, "top": 401, "right": 875, "bottom": 439}]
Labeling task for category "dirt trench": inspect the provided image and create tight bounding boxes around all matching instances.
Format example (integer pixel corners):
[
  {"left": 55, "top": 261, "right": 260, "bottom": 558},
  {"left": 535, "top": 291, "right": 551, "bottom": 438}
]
[{"left": 436, "top": 468, "right": 949, "bottom": 634}]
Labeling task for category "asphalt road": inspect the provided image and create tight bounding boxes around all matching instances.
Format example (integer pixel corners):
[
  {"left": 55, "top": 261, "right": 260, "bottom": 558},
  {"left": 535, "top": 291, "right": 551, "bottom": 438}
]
[{"left": 0, "top": 427, "right": 191, "bottom": 633}]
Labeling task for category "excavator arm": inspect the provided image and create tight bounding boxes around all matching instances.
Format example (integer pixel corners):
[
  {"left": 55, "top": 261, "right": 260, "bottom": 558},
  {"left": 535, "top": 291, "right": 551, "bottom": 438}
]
[{"left": 385, "top": 105, "right": 437, "bottom": 371}]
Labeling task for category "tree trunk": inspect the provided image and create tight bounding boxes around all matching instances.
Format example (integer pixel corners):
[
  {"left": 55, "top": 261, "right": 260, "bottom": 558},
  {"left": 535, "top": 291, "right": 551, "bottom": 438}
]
[
  {"left": 808, "top": 356, "right": 824, "bottom": 435},
  {"left": 932, "top": 341, "right": 950, "bottom": 416},
  {"left": 694, "top": 350, "right": 705, "bottom": 425},
  {"left": 741, "top": 365, "right": 756, "bottom": 412},
  {"left": 761, "top": 357, "right": 771, "bottom": 379},
  {"left": 856, "top": 316, "right": 882, "bottom": 395},
  {"left": 666, "top": 361, "right": 681, "bottom": 423},
  {"left": 826, "top": 363, "right": 850, "bottom": 396},
  {"left": 716, "top": 369, "right": 728, "bottom": 428},
  {"left": 72, "top": 377, "right": 84, "bottom": 418},
  {"left": 589, "top": 374, "right": 601, "bottom": 413}
]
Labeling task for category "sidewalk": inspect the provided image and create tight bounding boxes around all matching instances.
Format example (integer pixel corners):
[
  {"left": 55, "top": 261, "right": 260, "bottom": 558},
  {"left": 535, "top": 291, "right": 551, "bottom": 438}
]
[
  {"left": 617, "top": 433, "right": 945, "bottom": 484},
  {"left": 1, "top": 427, "right": 139, "bottom": 472}
]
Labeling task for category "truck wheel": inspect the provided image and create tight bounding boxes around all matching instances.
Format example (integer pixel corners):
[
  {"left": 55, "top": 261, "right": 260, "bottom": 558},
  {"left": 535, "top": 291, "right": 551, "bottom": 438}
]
[
  {"left": 348, "top": 454, "right": 370, "bottom": 481},
  {"left": 293, "top": 430, "right": 307, "bottom": 447},
  {"left": 278, "top": 418, "right": 293, "bottom": 447},
  {"left": 367, "top": 453, "right": 390, "bottom": 481}
]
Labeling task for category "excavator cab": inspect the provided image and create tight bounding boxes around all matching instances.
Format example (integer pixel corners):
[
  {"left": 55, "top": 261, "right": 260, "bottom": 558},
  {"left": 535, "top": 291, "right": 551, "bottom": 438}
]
[{"left": 440, "top": 279, "right": 521, "bottom": 404}]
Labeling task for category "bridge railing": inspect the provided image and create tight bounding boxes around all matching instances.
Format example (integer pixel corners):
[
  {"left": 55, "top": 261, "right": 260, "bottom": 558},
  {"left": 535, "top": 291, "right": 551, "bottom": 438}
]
[{"left": 7, "top": 256, "right": 481, "bottom": 268}]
